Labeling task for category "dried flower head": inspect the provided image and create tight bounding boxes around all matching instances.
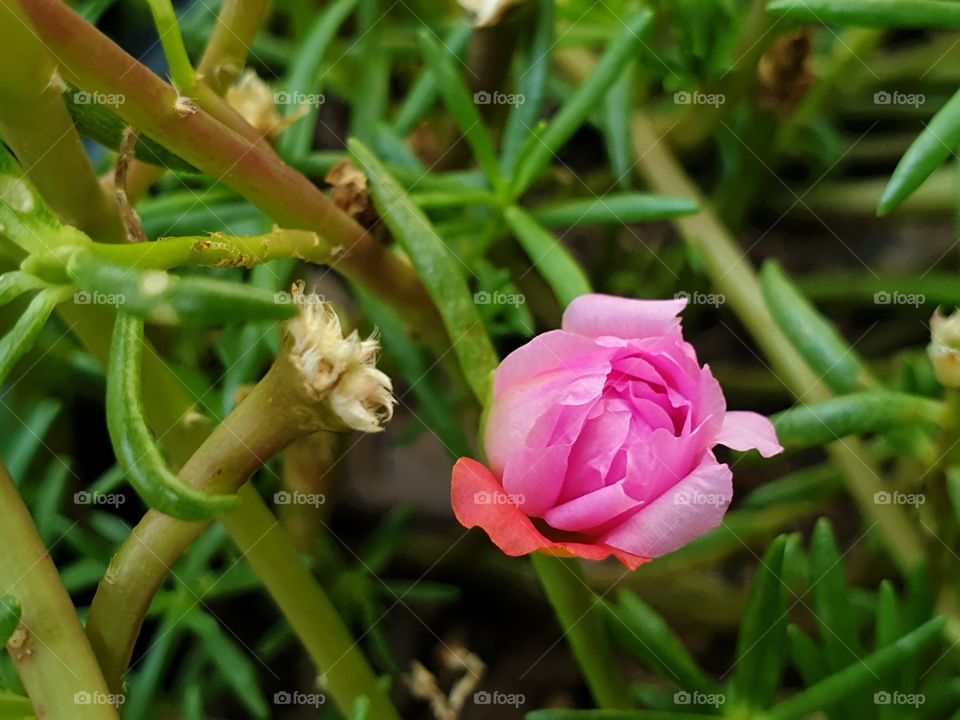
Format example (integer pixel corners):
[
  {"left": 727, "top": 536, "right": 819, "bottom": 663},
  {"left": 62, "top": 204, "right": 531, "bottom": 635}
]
[
  {"left": 283, "top": 285, "right": 395, "bottom": 432},
  {"left": 226, "top": 70, "right": 305, "bottom": 139}
]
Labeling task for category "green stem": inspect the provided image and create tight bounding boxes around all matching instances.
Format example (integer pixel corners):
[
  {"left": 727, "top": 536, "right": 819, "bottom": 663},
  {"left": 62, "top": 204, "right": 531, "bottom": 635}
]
[
  {"left": 17, "top": 0, "right": 439, "bottom": 332},
  {"left": 197, "top": 0, "right": 272, "bottom": 95},
  {"left": 0, "top": 462, "right": 118, "bottom": 719},
  {"left": 144, "top": 0, "right": 196, "bottom": 91},
  {"left": 0, "top": 1, "right": 122, "bottom": 241},
  {"left": 87, "top": 228, "right": 330, "bottom": 270},
  {"left": 222, "top": 485, "right": 400, "bottom": 719},
  {"left": 531, "top": 554, "right": 632, "bottom": 710}
]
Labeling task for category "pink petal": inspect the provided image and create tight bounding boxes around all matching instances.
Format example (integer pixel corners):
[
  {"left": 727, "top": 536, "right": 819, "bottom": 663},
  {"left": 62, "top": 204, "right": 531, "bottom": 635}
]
[
  {"left": 544, "top": 480, "right": 642, "bottom": 533},
  {"left": 562, "top": 294, "right": 686, "bottom": 341},
  {"left": 493, "top": 330, "right": 602, "bottom": 397},
  {"left": 451, "top": 458, "right": 650, "bottom": 570},
  {"left": 485, "top": 371, "right": 605, "bottom": 477},
  {"left": 501, "top": 443, "right": 571, "bottom": 516},
  {"left": 716, "top": 411, "right": 783, "bottom": 458},
  {"left": 600, "top": 456, "right": 732, "bottom": 558}
]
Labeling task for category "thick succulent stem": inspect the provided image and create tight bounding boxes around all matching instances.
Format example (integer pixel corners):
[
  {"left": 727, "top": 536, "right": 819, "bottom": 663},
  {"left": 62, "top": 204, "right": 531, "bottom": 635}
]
[{"left": 0, "top": 463, "right": 119, "bottom": 719}]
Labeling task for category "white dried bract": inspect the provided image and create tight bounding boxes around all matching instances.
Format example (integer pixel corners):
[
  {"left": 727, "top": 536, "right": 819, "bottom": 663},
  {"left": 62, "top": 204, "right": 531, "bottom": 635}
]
[
  {"left": 458, "top": 0, "right": 525, "bottom": 27},
  {"left": 284, "top": 286, "right": 395, "bottom": 432},
  {"left": 930, "top": 310, "right": 960, "bottom": 389}
]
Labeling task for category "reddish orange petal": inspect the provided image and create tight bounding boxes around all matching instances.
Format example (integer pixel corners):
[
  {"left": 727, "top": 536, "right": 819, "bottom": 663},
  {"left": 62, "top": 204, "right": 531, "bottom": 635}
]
[{"left": 451, "top": 458, "right": 649, "bottom": 571}]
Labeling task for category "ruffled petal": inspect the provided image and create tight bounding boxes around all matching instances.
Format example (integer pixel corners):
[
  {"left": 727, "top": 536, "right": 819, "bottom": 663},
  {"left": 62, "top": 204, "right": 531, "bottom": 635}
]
[
  {"left": 716, "top": 411, "right": 783, "bottom": 458},
  {"left": 451, "top": 458, "right": 649, "bottom": 570},
  {"left": 493, "top": 330, "right": 603, "bottom": 397},
  {"left": 562, "top": 294, "right": 686, "bottom": 341},
  {"left": 600, "top": 456, "right": 732, "bottom": 558}
]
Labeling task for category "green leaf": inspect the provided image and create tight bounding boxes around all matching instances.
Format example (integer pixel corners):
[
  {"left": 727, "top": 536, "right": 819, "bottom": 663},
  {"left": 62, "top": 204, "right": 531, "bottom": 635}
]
[
  {"left": 354, "top": 290, "right": 471, "bottom": 457},
  {"left": 607, "top": 590, "right": 719, "bottom": 694},
  {"left": 349, "top": 138, "right": 499, "bottom": 401},
  {"left": 602, "top": 60, "right": 636, "bottom": 191},
  {"left": 65, "top": 249, "right": 296, "bottom": 327},
  {"left": 63, "top": 86, "right": 196, "bottom": 172},
  {"left": 503, "top": 204, "right": 591, "bottom": 307},
  {"left": 417, "top": 30, "right": 502, "bottom": 189},
  {"left": 875, "top": 580, "right": 901, "bottom": 648},
  {"left": 879, "top": 87, "right": 960, "bottom": 215},
  {"left": 106, "top": 313, "right": 240, "bottom": 521},
  {"left": 0, "top": 271, "right": 46, "bottom": 305},
  {"left": 809, "top": 519, "right": 862, "bottom": 670},
  {"left": 0, "top": 286, "right": 71, "bottom": 387},
  {"left": 511, "top": 9, "right": 655, "bottom": 197},
  {"left": 532, "top": 194, "right": 699, "bottom": 227},
  {"left": 351, "top": 696, "right": 371, "bottom": 720},
  {"left": 351, "top": 0, "right": 390, "bottom": 144},
  {"left": 767, "top": 0, "right": 960, "bottom": 29},
  {"left": 0, "top": 597, "right": 21, "bottom": 646},
  {"left": 185, "top": 610, "right": 269, "bottom": 718},
  {"left": 500, "top": 0, "right": 555, "bottom": 179},
  {"left": 772, "top": 392, "right": 942, "bottom": 448},
  {"left": 946, "top": 466, "right": 960, "bottom": 524},
  {"left": 786, "top": 624, "right": 825, "bottom": 686},
  {"left": 761, "top": 260, "right": 874, "bottom": 393},
  {"left": 392, "top": 23, "right": 472, "bottom": 137},
  {"left": 278, "top": 0, "right": 360, "bottom": 158},
  {"left": 730, "top": 535, "right": 790, "bottom": 709},
  {"left": 758, "top": 617, "right": 946, "bottom": 720}
]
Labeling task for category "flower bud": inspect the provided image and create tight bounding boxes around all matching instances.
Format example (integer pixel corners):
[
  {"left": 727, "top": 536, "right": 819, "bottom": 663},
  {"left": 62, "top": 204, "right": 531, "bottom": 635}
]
[{"left": 929, "top": 310, "right": 960, "bottom": 388}]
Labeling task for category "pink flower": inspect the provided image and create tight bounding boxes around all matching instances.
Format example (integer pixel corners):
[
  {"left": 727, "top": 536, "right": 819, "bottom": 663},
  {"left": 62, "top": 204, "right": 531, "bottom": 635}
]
[{"left": 452, "top": 294, "right": 783, "bottom": 570}]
